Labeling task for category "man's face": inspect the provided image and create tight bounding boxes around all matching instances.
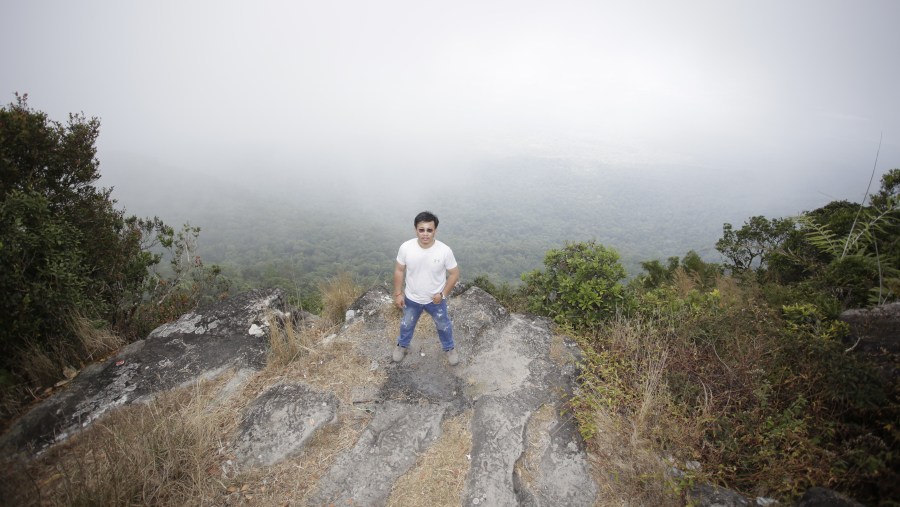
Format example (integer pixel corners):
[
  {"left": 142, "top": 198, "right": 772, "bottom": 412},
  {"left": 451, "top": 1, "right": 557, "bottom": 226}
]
[{"left": 415, "top": 221, "right": 437, "bottom": 248}]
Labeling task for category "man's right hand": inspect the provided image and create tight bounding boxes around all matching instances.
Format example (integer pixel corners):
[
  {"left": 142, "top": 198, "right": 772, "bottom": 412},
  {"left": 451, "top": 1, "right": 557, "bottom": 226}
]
[{"left": 394, "top": 293, "right": 405, "bottom": 309}]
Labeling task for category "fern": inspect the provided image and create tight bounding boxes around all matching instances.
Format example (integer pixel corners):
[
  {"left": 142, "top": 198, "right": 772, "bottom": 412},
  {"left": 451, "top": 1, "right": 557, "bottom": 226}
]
[
  {"left": 797, "top": 197, "right": 899, "bottom": 261},
  {"left": 795, "top": 215, "right": 842, "bottom": 257}
]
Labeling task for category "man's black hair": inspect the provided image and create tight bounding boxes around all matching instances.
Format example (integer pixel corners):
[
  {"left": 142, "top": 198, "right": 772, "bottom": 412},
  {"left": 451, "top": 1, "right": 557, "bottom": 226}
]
[{"left": 414, "top": 211, "right": 439, "bottom": 228}]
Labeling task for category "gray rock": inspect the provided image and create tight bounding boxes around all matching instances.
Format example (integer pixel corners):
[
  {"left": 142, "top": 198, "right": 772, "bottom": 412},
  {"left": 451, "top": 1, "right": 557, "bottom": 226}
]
[
  {"left": 308, "top": 401, "right": 450, "bottom": 506},
  {"left": 233, "top": 382, "right": 338, "bottom": 467},
  {"left": 796, "top": 487, "right": 864, "bottom": 507},
  {"left": 688, "top": 483, "right": 753, "bottom": 506},
  {"left": 533, "top": 403, "right": 597, "bottom": 506},
  {"left": 840, "top": 302, "right": 900, "bottom": 355},
  {"left": 313, "top": 286, "right": 598, "bottom": 506},
  {"left": 0, "top": 288, "right": 284, "bottom": 459}
]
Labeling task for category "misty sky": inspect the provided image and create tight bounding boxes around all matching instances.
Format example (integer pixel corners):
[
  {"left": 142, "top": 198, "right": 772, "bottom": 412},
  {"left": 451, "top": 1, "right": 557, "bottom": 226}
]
[{"left": 3, "top": 0, "right": 899, "bottom": 208}]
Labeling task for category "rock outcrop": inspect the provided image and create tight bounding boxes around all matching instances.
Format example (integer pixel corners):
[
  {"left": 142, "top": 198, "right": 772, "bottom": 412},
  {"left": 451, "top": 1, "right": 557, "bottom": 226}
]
[
  {"left": 841, "top": 302, "right": 899, "bottom": 383},
  {"left": 0, "top": 288, "right": 285, "bottom": 459},
  {"left": 2, "top": 285, "right": 598, "bottom": 505},
  {"left": 840, "top": 301, "right": 900, "bottom": 355},
  {"left": 265, "top": 285, "right": 598, "bottom": 506}
]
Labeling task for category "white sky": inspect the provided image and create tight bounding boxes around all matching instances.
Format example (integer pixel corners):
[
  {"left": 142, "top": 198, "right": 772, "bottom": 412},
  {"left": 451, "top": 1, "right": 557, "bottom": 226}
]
[{"left": 3, "top": 0, "right": 899, "bottom": 203}]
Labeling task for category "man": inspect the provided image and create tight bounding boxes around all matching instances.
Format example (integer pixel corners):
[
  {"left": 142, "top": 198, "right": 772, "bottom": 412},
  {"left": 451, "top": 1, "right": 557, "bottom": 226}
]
[{"left": 393, "top": 211, "right": 460, "bottom": 365}]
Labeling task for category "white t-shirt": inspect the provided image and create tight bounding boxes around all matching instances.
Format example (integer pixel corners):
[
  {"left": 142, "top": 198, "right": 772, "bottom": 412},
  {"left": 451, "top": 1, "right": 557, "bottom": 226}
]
[{"left": 396, "top": 238, "right": 458, "bottom": 304}]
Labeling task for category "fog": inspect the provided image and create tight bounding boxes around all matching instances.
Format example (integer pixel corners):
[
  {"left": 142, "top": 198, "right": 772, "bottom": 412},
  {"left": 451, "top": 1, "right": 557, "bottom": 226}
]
[{"left": 4, "top": 1, "right": 900, "bottom": 281}]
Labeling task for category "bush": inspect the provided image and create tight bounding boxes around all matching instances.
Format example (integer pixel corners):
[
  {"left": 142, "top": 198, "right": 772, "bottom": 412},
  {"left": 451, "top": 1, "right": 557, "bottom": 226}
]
[
  {"left": 567, "top": 265, "right": 899, "bottom": 504},
  {"left": 0, "top": 96, "right": 228, "bottom": 420},
  {"left": 522, "top": 241, "right": 628, "bottom": 330}
]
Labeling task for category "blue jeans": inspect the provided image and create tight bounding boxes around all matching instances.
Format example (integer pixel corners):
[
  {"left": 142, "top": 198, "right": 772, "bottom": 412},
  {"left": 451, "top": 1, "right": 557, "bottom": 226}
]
[{"left": 397, "top": 296, "right": 455, "bottom": 351}]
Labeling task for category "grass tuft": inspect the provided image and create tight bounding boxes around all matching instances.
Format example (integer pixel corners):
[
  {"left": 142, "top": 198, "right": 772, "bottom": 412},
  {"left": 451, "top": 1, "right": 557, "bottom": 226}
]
[
  {"left": 319, "top": 271, "right": 363, "bottom": 326},
  {"left": 70, "top": 314, "right": 124, "bottom": 361},
  {"left": 267, "top": 312, "right": 322, "bottom": 368}
]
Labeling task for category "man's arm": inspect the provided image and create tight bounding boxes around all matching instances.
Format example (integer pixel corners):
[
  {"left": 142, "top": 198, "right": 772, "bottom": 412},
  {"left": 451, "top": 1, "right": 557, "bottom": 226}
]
[
  {"left": 433, "top": 266, "right": 460, "bottom": 304},
  {"left": 445, "top": 266, "right": 460, "bottom": 297},
  {"left": 393, "top": 261, "right": 406, "bottom": 308}
]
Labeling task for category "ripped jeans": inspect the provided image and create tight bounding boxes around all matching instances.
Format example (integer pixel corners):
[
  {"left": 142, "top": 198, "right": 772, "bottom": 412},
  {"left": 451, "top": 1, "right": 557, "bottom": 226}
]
[{"left": 397, "top": 296, "right": 455, "bottom": 351}]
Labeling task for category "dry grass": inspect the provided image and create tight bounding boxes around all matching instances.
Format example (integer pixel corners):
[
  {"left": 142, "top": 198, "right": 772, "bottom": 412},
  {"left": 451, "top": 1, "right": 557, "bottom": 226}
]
[
  {"left": 203, "top": 315, "right": 387, "bottom": 505},
  {"left": 294, "top": 341, "right": 387, "bottom": 405},
  {"left": 586, "top": 409, "right": 680, "bottom": 507},
  {"left": 576, "top": 315, "right": 689, "bottom": 507},
  {"left": 672, "top": 266, "right": 699, "bottom": 298},
  {"left": 223, "top": 411, "right": 370, "bottom": 505},
  {"left": 17, "top": 377, "right": 232, "bottom": 506},
  {"left": 70, "top": 314, "right": 124, "bottom": 362},
  {"left": 16, "top": 340, "right": 61, "bottom": 388},
  {"left": 319, "top": 271, "right": 363, "bottom": 326},
  {"left": 5, "top": 299, "right": 394, "bottom": 507},
  {"left": 5, "top": 316, "right": 123, "bottom": 414},
  {"left": 266, "top": 312, "right": 323, "bottom": 368},
  {"left": 386, "top": 410, "right": 473, "bottom": 507}
]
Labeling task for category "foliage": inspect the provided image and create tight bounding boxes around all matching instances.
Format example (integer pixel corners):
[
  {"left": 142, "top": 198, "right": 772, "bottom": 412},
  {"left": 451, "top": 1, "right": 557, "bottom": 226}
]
[
  {"left": 573, "top": 258, "right": 899, "bottom": 504},
  {"left": 0, "top": 96, "right": 228, "bottom": 418},
  {"left": 791, "top": 175, "right": 900, "bottom": 307},
  {"left": 118, "top": 222, "right": 232, "bottom": 341},
  {"left": 716, "top": 215, "right": 796, "bottom": 274},
  {"left": 522, "top": 241, "right": 628, "bottom": 330},
  {"left": 0, "top": 95, "right": 163, "bottom": 390},
  {"left": 714, "top": 170, "right": 900, "bottom": 309},
  {"left": 637, "top": 250, "right": 721, "bottom": 291},
  {"left": 0, "top": 190, "right": 89, "bottom": 355}
]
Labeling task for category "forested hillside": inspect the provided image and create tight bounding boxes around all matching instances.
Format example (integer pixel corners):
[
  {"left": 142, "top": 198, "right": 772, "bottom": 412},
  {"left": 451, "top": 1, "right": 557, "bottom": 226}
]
[{"left": 100, "top": 151, "right": 831, "bottom": 295}]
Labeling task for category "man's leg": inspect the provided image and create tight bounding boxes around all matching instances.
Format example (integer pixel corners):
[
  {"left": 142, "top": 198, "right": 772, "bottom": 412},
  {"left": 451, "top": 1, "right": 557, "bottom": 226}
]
[
  {"left": 397, "top": 297, "right": 424, "bottom": 348},
  {"left": 424, "top": 300, "right": 455, "bottom": 352}
]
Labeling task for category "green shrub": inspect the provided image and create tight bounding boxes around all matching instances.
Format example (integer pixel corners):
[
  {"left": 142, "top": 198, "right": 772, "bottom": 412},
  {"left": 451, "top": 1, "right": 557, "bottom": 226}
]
[
  {"left": 522, "top": 241, "right": 628, "bottom": 330},
  {"left": 0, "top": 96, "right": 229, "bottom": 420}
]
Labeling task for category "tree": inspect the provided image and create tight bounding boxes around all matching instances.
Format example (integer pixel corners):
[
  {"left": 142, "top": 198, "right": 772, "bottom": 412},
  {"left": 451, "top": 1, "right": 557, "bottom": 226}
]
[
  {"left": 795, "top": 171, "right": 900, "bottom": 306},
  {"left": 716, "top": 216, "right": 795, "bottom": 273},
  {"left": 0, "top": 94, "right": 158, "bottom": 323},
  {"left": 0, "top": 95, "right": 224, "bottom": 398},
  {"left": 869, "top": 168, "right": 900, "bottom": 210},
  {"left": 522, "top": 241, "right": 627, "bottom": 329},
  {"left": 0, "top": 190, "right": 88, "bottom": 357}
]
